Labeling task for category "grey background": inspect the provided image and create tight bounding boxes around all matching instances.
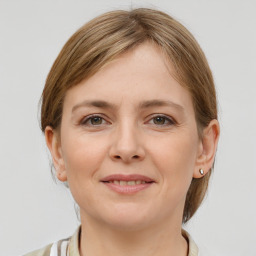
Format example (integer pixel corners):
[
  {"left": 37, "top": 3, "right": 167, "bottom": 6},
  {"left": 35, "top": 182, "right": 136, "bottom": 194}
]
[{"left": 0, "top": 0, "right": 255, "bottom": 255}]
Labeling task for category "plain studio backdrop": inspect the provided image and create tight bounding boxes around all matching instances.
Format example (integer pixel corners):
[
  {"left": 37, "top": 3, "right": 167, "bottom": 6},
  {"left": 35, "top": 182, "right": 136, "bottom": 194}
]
[{"left": 0, "top": 0, "right": 255, "bottom": 255}]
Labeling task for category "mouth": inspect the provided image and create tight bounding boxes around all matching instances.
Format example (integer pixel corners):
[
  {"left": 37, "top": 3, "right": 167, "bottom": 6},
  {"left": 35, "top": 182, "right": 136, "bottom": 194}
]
[
  {"left": 103, "top": 180, "right": 153, "bottom": 185},
  {"left": 100, "top": 174, "right": 155, "bottom": 194}
]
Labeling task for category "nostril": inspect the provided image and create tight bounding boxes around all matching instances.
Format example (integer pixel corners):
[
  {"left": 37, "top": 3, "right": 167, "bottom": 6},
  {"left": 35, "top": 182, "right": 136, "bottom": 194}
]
[{"left": 112, "top": 154, "right": 141, "bottom": 161}]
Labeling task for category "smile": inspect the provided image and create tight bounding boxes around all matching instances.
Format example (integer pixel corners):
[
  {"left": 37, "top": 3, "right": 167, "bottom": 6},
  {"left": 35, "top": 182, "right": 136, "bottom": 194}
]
[
  {"left": 105, "top": 180, "right": 151, "bottom": 185},
  {"left": 100, "top": 174, "right": 155, "bottom": 194}
]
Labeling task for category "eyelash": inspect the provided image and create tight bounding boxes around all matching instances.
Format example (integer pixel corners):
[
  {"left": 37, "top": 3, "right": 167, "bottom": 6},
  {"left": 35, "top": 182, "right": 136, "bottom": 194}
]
[
  {"left": 79, "top": 114, "right": 176, "bottom": 127},
  {"left": 148, "top": 114, "right": 176, "bottom": 126},
  {"left": 80, "top": 114, "right": 109, "bottom": 126}
]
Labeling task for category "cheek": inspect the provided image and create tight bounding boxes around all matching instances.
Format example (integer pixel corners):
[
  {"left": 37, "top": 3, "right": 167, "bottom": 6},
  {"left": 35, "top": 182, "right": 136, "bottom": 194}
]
[
  {"left": 60, "top": 132, "right": 109, "bottom": 207},
  {"left": 61, "top": 132, "right": 108, "bottom": 181},
  {"left": 148, "top": 132, "right": 198, "bottom": 185}
]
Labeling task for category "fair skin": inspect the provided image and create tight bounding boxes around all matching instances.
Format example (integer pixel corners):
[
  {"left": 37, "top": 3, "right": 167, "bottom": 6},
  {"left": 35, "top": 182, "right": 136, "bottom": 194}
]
[{"left": 45, "top": 43, "right": 219, "bottom": 256}]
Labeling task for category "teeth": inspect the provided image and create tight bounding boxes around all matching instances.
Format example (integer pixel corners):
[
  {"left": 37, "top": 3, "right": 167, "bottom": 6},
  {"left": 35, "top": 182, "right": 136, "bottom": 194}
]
[
  {"left": 120, "top": 181, "right": 126, "bottom": 186},
  {"left": 109, "top": 180, "right": 149, "bottom": 186}
]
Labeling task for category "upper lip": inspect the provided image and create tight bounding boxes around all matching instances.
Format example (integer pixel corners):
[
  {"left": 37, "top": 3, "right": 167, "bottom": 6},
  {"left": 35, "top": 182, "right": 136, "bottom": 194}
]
[{"left": 100, "top": 174, "right": 155, "bottom": 182}]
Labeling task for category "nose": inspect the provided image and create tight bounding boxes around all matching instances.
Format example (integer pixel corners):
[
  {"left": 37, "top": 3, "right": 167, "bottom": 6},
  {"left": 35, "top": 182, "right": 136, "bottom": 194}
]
[{"left": 109, "top": 122, "right": 145, "bottom": 163}]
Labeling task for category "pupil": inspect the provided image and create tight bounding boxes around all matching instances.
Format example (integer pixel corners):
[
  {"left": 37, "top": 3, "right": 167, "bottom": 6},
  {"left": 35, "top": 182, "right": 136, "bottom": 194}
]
[
  {"left": 92, "top": 117, "right": 102, "bottom": 125},
  {"left": 154, "top": 117, "right": 165, "bottom": 124}
]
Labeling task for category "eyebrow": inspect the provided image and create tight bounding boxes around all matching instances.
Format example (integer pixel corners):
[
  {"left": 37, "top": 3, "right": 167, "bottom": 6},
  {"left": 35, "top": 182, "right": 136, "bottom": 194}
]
[
  {"left": 139, "top": 99, "right": 184, "bottom": 112},
  {"left": 72, "top": 99, "right": 184, "bottom": 113},
  {"left": 72, "top": 100, "right": 117, "bottom": 113}
]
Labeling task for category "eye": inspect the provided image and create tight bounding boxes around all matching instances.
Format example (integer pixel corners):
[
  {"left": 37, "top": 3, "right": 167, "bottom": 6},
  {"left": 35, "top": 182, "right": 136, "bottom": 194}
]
[
  {"left": 149, "top": 115, "right": 175, "bottom": 126},
  {"left": 80, "top": 115, "right": 108, "bottom": 126},
  {"left": 90, "top": 116, "right": 103, "bottom": 125}
]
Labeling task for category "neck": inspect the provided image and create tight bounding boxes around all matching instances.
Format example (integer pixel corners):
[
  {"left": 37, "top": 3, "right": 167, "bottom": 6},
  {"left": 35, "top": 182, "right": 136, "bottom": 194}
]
[{"left": 79, "top": 214, "right": 188, "bottom": 256}]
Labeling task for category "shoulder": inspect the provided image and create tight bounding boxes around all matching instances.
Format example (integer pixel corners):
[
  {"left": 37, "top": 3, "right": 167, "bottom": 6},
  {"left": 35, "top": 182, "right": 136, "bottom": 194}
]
[
  {"left": 182, "top": 229, "right": 216, "bottom": 256},
  {"left": 22, "top": 226, "right": 80, "bottom": 256},
  {"left": 23, "top": 243, "right": 52, "bottom": 256},
  {"left": 22, "top": 238, "right": 70, "bottom": 256}
]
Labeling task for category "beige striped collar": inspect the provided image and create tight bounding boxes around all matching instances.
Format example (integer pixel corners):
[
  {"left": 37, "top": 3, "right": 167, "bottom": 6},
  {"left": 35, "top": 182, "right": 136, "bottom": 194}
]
[
  {"left": 68, "top": 226, "right": 199, "bottom": 256},
  {"left": 182, "top": 229, "right": 199, "bottom": 256},
  {"left": 68, "top": 226, "right": 80, "bottom": 256}
]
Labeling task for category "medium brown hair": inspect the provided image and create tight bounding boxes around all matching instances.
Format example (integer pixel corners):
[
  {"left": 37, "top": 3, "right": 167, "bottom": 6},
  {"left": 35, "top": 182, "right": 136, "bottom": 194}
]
[{"left": 41, "top": 8, "right": 217, "bottom": 223}]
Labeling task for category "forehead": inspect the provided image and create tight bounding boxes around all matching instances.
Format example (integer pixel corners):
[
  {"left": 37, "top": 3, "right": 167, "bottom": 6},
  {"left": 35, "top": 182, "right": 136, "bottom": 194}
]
[{"left": 63, "top": 42, "right": 194, "bottom": 115}]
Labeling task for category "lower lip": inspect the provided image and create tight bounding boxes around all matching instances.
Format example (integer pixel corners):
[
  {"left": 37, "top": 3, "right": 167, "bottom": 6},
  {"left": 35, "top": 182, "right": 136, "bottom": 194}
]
[{"left": 102, "top": 182, "right": 153, "bottom": 194}]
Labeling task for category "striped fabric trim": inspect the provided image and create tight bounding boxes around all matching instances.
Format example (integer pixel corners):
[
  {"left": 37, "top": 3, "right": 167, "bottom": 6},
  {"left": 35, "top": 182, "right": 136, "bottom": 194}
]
[
  {"left": 48, "top": 227, "right": 199, "bottom": 256},
  {"left": 50, "top": 238, "right": 70, "bottom": 256},
  {"left": 182, "top": 229, "right": 199, "bottom": 256}
]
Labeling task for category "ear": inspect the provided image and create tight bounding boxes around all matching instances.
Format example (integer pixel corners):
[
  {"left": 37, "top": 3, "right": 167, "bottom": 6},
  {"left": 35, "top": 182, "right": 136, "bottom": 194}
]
[
  {"left": 45, "top": 126, "right": 67, "bottom": 182},
  {"left": 193, "top": 119, "right": 220, "bottom": 178}
]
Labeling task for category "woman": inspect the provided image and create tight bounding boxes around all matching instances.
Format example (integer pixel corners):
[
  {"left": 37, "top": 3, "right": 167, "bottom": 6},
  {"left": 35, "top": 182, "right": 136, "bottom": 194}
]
[{"left": 25, "top": 8, "right": 219, "bottom": 256}]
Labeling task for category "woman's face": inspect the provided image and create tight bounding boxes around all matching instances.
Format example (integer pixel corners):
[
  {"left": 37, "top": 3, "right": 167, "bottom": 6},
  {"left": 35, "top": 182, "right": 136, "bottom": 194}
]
[{"left": 51, "top": 43, "right": 204, "bottom": 230}]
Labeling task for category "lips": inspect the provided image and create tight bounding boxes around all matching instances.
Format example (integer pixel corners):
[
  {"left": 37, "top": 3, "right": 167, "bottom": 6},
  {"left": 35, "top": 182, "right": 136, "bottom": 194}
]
[
  {"left": 101, "top": 174, "right": 154, "bottom": 183},
  {"left": 100, "top": 174, "right": 155, "bottom": 194},
  {"left": 108, "top": 180, "right": 148, "bottom": 186}
]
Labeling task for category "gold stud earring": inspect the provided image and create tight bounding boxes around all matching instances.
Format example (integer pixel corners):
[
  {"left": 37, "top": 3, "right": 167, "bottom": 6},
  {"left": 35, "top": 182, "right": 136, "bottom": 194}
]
[{"left": 199, "top": 168, "right": 204, "bottom": 175}]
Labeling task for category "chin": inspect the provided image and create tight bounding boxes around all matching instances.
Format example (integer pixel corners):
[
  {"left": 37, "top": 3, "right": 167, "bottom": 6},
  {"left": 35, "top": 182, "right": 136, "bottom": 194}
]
[
  {"left": 104, "top": 217, "right": 151, "bottom": 232},
  {"left": 97, "top": 204, "right": 155, "bottom": 231}
]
